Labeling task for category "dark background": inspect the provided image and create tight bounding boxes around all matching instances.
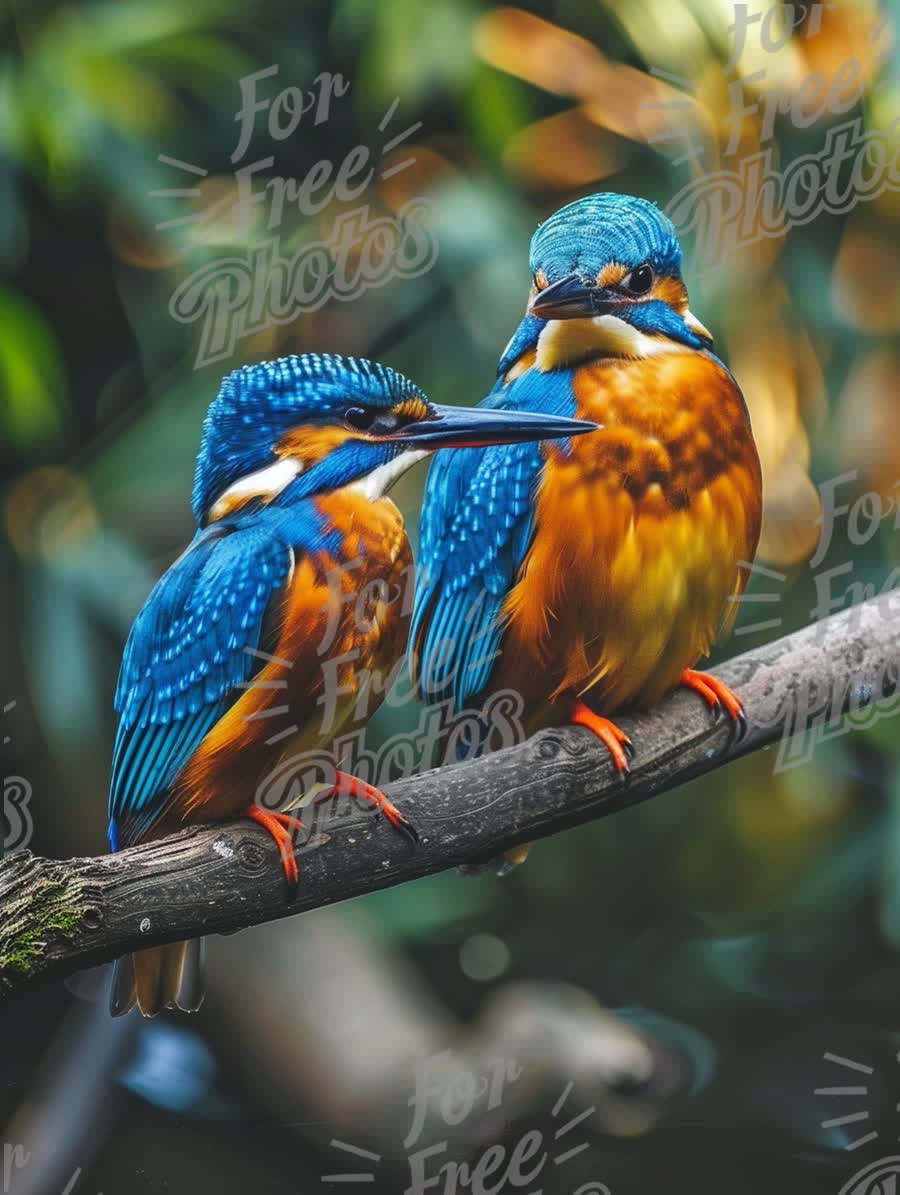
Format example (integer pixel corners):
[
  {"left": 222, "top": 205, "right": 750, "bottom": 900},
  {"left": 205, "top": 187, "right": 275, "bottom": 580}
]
[{"left": 2, "top": 1, "right": 900, "bottom": 1192}]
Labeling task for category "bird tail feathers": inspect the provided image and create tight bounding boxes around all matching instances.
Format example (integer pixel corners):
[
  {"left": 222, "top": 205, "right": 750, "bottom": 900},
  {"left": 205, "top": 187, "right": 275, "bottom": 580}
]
[{"left": 109, "top": 938, "right": 206, "bottom": 1018}]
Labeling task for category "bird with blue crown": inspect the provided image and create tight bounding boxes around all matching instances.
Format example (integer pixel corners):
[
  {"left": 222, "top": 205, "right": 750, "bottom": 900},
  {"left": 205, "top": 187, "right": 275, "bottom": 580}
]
[
  {"left": 413, "top": 193, "right": 762, "bottom": 784},
  {"left": 107, "top": 352, "right": 595, "bottom": 1017}
]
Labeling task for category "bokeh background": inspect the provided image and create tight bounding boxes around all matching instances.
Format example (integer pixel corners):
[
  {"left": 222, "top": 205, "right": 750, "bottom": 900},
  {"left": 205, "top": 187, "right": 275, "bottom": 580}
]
[{"left": 3, "top": 1, "right": 900, "bottom": 1192}]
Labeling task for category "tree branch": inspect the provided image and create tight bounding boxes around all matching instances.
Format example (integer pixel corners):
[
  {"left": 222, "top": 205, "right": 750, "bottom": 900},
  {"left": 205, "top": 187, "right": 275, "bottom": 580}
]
[{"left": 2, "top": 593, "right": 898, "bottom": 1001}]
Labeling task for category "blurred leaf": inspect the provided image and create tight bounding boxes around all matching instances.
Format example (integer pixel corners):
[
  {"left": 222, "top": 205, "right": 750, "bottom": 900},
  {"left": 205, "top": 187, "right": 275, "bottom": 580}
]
[
  {"left": 0, "top": 289, "right": 67, "bottom": 452},
  {"left": 346, "top": 0, "right": 477, "bottom": 102},
  {"left": 2, "top": 0, "right": 268, "bottom": 214}
]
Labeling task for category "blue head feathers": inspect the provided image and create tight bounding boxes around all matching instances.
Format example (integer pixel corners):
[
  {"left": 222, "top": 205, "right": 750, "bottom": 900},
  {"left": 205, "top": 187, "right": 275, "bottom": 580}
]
[
  {"left": 191, "top": 354, "right": 422, "bottom": 523},
  {"left": 530, "top": 193, "right": 682, "bottom": 283},
  {"left": 526, "top": 193, "right": 714, "bottom": 356}
]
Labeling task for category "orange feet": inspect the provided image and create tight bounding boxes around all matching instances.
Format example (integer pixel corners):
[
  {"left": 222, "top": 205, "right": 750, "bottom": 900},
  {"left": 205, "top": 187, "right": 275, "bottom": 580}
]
[
  {"left": 680, "top": 669, "right": 747, "bottom": 742},
  {"left": 570, "top": 699, "right": 634, "bottom": 777},
  {"left": 315, "top": 770, "right": 419, "bottom": 845},
  {"left": 243, "top": 804, "right": 304, "bottom": 886}
]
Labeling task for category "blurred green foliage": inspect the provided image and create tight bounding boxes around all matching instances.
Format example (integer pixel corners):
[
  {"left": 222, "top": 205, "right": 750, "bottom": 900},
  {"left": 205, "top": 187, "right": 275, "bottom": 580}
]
[{"left": 3, "top": 0, "right": 900, "bottom": 1190}]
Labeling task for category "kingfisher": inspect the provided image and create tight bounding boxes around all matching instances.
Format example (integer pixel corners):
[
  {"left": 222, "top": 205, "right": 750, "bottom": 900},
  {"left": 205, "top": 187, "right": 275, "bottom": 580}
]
[
  {"left": 107, "top": 353, "right": 594, "bottom": 1017},
  {"left": 412, "top": 193, "right": 762, "bottom": 776}
]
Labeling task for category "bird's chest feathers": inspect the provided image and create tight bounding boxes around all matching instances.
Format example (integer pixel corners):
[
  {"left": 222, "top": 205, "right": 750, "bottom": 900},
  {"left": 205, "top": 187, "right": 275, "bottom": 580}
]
[
  {"left": 173, "top": 491, "right": 413, "bottom": 819},
  {"left": 297, "top": 489, "right": 412, "bottom": 711},
  {"left": 504, "top": 352, "right": 761, "bottom": 709},
  {"left": 555, "top": 353, "right": 756, "bottom": 506}
]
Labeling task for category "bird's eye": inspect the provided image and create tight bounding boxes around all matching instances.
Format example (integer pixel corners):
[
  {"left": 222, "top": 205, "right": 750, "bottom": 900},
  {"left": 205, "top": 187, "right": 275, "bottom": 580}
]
[
  {"left": 344, "top": 406, "right": 376, "bottom": 431},
  {"left": 344, "top": 407, "right": 409, "bottom": 436},
  {"left": 344, "top": 397, "right": 429, "bottom": 437},
  {"left": 621, "top": 264, "right": 654, "bottom": 296}
]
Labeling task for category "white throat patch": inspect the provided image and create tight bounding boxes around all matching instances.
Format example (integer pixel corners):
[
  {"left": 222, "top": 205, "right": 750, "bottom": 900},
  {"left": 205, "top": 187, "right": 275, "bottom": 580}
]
[
  {"left": 350, "top": 449, "right": 429, "bottom": 501},
  {"left": 536, "top": 313, "right": 690, "bottom": 371},
  {"left": 208, "top": 456, "right": 302, "bottom": 521}
]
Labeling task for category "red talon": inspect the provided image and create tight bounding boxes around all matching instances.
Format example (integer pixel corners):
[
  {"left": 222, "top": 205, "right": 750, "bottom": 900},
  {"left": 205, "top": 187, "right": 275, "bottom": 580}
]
[
  {"left": 243, "top": 804, "right": 304, "bottom": 885},
  {"left": 315, "top": 770, "right": 419, "bottom": 844},
  {"left": 680, "top": 668, "right": 744, "bottom": 724},
  {"left": 570, "top": 699, "right": 633, "bottom": 775}
]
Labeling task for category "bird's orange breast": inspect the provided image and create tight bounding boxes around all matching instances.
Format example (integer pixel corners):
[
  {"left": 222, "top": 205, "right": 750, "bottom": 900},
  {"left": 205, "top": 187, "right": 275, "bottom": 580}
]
[
  {"left": 496, "top": 351, "right": 762, "bottom": 720},
  {"left": 171, "top": 490, "right": 412, "bottom": 826}
]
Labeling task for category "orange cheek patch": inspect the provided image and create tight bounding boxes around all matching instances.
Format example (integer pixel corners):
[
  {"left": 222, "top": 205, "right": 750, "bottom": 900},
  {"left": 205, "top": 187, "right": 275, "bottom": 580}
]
[
  {"left": 393, "top": 396, "right": 430, "bottom": 421},
  {"left": 652, "top": 276, "right": 689, "bottom": 313},
  {"left": 277, "top": 425, "right": 356, "bottom": 469},
  {"left": 596, "top": 262, "right": 628, "bottom": 289}
]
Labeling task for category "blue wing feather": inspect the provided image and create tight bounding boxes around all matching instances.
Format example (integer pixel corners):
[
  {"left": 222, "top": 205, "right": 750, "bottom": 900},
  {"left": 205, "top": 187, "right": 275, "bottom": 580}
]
[
  {"left": 496, "top": 313, "right": 544, "bottom": 377},
  {"left": 108, "top": 503, "right": 335, "bottom": 849},
  {"left": 412, "top": 341, "right": 577, "bottom": 710}
]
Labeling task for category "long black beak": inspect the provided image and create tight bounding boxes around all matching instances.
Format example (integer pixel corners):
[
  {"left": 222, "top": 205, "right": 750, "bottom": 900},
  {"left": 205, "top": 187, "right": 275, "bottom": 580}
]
[
  {"left": 390, "top": 403, "right": 598, "bottom": 450},
  {"left": 529, "top": 273, "right": 619, "bottom": 321}
]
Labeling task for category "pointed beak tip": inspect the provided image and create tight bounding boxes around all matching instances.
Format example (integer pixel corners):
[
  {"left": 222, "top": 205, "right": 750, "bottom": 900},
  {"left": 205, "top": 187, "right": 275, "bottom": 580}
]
[{"left": 528, "top": 294, "right": 555, "bottom": 320}]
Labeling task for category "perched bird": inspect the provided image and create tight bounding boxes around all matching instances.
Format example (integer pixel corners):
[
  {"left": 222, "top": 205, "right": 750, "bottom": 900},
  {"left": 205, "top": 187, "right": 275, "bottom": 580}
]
[
  {"left": 108, "top": 353, "right": 595, "bottom": 1017},
  {"left": 413, "top": 193, "right": 762, "bottom": 774}
]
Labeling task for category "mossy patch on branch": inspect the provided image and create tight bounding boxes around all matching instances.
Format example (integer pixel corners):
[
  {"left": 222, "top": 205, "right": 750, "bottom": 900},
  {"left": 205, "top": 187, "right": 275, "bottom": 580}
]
[{"left": 0, "top": 883, "right": 86, "bottom": 979}]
